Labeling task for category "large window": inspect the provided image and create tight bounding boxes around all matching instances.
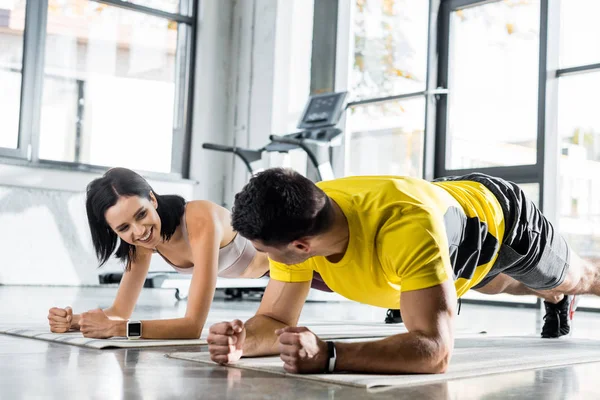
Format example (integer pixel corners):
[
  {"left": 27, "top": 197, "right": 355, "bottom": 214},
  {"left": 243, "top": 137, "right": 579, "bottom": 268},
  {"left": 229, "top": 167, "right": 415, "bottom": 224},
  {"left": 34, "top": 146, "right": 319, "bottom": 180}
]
[
  {"left": 559, "top": 0, "right": 600, "bottom": 69},
  {"left": 556, "top": 0, "right": 600, "bottom": 259},
  {"left": 432, "top": 0, "right": 545, "bottom": 238},
  {"left": 351, "top": 0, "right": 429, "bottom": 101},
  {"left": 346, "top": 0, "right": 430, "bottom": 177},
  {"left": 0, "top": 0, "right": 25, "bottom": 152},
  {"left": 347, "top": 97, "right": 424, "bottom": 177},
  {"left": 445, "top": 0, "right": 540, "bottom": 170},
  {"left": 0, "top": 0, "right": 195, "bottom": 176}
]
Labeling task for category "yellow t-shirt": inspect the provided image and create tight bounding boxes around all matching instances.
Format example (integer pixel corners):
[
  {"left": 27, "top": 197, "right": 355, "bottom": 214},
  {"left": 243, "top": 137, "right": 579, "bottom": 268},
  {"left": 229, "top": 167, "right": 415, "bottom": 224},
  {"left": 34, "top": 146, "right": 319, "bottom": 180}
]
[{"left": 269, "top": 176, "right": 505, "bottom": 309}]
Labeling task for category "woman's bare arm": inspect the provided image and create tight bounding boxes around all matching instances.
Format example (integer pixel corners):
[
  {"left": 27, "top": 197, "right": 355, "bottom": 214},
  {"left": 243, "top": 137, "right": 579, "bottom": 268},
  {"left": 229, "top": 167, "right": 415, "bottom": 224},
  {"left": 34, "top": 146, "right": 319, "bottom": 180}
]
[{"left": 109, "top": 201, "right": 222, "bottom": 339}]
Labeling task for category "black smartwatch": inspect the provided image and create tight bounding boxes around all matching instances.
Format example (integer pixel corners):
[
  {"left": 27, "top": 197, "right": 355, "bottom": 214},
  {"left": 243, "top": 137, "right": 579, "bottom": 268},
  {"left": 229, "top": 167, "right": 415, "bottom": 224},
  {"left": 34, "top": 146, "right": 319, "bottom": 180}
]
[
  {"left": 127, "top": 320, "right": 142, "bottom": 340},
  {"left": 325, "top": 341, "right": 337, "bottom": 373}
]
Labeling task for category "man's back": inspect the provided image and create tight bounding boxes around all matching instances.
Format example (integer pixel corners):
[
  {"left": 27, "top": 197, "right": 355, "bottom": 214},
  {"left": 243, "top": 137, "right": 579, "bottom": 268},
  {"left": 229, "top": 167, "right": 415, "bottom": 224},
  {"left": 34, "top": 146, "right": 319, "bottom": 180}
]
[{"left": 268, "top": 175, "right": 505, "bottom": 308}]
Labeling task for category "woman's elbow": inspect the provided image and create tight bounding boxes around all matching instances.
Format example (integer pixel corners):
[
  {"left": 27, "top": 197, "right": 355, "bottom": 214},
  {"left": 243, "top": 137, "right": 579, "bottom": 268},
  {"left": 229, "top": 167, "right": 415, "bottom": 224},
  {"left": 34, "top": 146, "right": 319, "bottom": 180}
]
[
  {"left": 185, "top": 322, "right": 204, "bottom": 339},
  {"left": 191, "top": 328, "right": 203, "bottom": 339}
]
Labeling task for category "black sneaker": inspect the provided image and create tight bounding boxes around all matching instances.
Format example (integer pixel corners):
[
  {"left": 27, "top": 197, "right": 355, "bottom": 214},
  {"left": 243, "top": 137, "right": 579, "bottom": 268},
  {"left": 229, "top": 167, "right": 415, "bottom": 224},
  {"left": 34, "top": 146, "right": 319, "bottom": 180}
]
[
  {"left": 541, "top": 295, "right": 578, "bottom": 338},
  {"left": 385, "top": 309, "right": 403, "bottom": 324}
]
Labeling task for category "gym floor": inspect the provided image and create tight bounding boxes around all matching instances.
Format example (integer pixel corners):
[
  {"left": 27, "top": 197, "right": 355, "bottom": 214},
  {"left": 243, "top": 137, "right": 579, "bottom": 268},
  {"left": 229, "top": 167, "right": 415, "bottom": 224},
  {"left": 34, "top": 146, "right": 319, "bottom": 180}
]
[{"left": 2, "top": 285, "right": 600, "bottom": 399}]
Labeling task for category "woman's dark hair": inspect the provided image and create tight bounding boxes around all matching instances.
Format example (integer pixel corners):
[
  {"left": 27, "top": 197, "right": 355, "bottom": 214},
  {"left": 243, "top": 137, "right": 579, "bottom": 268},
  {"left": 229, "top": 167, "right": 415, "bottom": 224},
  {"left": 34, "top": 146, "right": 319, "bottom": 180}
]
[
  {"left": 85, "top": 167, "right": 185, "bottom": 270},
  {"left": 231, "top": 168, "right": 334, "bottom": 246}
]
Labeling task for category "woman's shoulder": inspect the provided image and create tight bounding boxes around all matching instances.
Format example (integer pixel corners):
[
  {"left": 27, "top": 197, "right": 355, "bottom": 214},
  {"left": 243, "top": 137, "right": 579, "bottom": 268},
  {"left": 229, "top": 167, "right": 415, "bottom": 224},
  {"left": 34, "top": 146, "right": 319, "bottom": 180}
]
[
  {"left": 184, "top": 200, "right": 229, "bottom": 234},
  {"left": 185, "top": 200, "right": 220, "bottom": 216},
  {"left": 183, "top": 201, "right": 236, "bottom": 247}
]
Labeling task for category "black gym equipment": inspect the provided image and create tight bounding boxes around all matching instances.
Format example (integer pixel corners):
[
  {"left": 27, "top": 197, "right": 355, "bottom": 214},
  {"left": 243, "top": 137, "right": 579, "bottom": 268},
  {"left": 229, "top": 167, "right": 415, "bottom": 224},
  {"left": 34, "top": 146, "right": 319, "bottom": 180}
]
[{"left": 202, "top": 91, "right": 348, "bottom": 182}]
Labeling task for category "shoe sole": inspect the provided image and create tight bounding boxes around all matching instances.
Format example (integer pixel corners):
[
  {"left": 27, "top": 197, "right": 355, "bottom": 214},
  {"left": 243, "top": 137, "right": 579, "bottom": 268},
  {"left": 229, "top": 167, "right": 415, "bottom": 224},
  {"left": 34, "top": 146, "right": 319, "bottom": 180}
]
[
  {"left": 569, "top": 295, "right": 579, "bottom": 321},
  {"left": 564, "top": 295, "right": 580, "bottom": 338},
  {"left": 541, "top": 295, "right": 579, "bottom": 339}
]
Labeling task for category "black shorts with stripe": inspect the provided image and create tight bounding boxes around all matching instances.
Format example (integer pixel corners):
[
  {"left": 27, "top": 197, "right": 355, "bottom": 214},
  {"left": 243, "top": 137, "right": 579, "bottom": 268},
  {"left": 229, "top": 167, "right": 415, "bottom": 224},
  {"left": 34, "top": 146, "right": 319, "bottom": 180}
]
[{"left": 435, "top": 173, "right": 570, "bottom": 291}]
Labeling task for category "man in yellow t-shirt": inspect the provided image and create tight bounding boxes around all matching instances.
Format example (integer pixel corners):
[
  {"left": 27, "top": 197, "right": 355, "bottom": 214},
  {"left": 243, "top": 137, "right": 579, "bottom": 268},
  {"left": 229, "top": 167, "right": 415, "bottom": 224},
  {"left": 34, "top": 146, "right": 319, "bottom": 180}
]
[{"left": 207, "top": 169, "right": 590, "bottom": 375}]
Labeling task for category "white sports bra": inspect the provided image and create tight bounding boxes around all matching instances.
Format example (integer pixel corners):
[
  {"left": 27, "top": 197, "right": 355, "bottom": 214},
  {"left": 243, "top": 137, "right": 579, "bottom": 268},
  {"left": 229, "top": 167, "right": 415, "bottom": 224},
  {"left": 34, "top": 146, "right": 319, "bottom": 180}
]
[{"left": 155, "top": 211, "right": 257, "bottom": 278}]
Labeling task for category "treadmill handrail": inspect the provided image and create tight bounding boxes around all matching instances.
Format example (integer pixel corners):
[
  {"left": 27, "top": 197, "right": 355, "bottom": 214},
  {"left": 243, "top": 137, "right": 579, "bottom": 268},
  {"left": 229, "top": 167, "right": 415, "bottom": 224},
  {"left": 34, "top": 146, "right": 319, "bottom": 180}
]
[
  {"left": 202, "top": 143, "right": 236, "bottom": 152},
  {"left": 202, "top": 143, "right": 263, "bottom": 175},
  {"left": 269, "top": 135, "right": 323, "bottom": 181}
]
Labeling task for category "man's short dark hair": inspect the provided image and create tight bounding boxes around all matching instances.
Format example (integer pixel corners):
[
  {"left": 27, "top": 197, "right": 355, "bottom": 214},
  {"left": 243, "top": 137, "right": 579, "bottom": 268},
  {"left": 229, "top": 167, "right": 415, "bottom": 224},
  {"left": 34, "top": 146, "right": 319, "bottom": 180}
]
[{"left": 232, "top": 168, "right": 334, "bottom": 246}]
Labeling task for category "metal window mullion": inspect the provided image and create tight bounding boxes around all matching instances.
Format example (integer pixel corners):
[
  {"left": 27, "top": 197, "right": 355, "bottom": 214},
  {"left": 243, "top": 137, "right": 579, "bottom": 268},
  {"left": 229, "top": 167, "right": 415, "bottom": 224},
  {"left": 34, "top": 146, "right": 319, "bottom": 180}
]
[
  {"left": 449, "top": 0, "right": 500, "bottom": 11},
  {"left": 170, "top": 21, "right": 187, "bottom": 174},
  {"left": 542, "top": 0, "right": 562, "bottom": 226},
  {"left": 332, "top": 0, "right": 353, "bottom": 178},
  {"left": 18, "top": 0, "right": 48, "bottom": 164},
  {"left": 556, "top": 63, "right": 600, "bottom": 78},
  {"left": 346, "top": 91, "right": 433, "bottom": 108},
  {"left": 310, "top": 0, "right": 339, "bottom": 96},
  {"left": 14, "top": 157, "right": 183, "bottom": 181},
  {"left": 308, "top": 0, "right": 339, "bottom": 182},
  {"left": 423, "top": 0, "right": 441, "bottom": 181},
  {"left": 170, "top": 0, "right": 197, "bottom": 178},
  {"left": 95, "top": 0, "right": 194, "bottom": 23},
  {"left": 0, "top": 148, "right": 23, "bottom": 158},
  {"left": 182, "top": 0, "right": 198, "bottom": 178},
  {"left": 531, "top": 0, "right": 551, "bottom": 313},
  {"left": 535, "top": 0, "right": 549, "bottom": 212},
  {"left": 434, "top": 0, "right": 451, "bottom": 178}
]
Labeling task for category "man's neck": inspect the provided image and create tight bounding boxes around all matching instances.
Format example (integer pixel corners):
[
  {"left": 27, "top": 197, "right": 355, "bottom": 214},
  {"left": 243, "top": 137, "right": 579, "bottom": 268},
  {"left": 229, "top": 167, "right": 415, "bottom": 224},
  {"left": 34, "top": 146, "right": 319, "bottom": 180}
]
[{"left": 319, "top": 199, "right": 350, "bottom": 263}]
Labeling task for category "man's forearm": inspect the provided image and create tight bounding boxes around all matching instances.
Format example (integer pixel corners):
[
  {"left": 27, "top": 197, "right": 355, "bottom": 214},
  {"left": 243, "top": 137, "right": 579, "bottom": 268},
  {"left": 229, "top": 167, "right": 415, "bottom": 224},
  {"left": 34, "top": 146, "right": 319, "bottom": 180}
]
[
  {"left": 242, "top": 315, "right": 289, "bottom": 357},
  {"left": 334, "top": 331, "right": 452, "bottom": 374}
]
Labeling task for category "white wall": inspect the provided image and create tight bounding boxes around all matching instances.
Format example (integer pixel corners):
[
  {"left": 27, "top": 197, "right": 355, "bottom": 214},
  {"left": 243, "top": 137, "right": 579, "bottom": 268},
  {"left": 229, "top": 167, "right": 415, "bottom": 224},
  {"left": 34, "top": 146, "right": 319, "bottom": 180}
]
[
  {"left": 223, "top": 0, "right": 280, "bottom": 205},
  {"left": 0, "top": 164, "right": 196, "bottom": 285},
  {"left": 189, "top": 0, "right": 291, "bottom": 207},
  {"left": 216, "top": 0, "right": 315, "bottom": 206},
  {"left": 188, "top": 0, "right": 235, "bottom": 205}
]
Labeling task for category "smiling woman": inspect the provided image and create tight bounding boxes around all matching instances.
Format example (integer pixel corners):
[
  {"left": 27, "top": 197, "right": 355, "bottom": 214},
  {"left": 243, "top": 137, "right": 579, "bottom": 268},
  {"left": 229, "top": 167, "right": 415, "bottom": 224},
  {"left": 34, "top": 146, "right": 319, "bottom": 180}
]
[
  {"left": 85, "top": 168, "right": 186, "bottom": 271},
  {"left": 47, "top": 167, "right": 269, "bottom": 340},
  {"left": 46, "top": 167, "right": 332, "bottom": 340}
]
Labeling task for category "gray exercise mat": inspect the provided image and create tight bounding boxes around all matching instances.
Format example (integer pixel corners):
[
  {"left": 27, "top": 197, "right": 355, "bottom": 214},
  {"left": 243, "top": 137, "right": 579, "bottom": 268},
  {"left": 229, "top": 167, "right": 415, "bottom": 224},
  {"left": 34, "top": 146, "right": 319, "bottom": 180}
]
[
  {"left": 168, "top": 336, "right": 600, "bottom": 389},
  {"left": 0, "top": 323, "right": 411, "bottom": 349},
  {"left": 0, "top": 325, "right": 207, "bottom": 349}
]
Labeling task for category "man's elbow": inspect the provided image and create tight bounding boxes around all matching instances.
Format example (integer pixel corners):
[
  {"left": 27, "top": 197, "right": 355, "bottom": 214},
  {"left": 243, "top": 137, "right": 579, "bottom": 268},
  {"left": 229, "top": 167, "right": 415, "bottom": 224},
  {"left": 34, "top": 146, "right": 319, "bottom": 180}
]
[
  {"left": 429, "top": 351, "right": 450, "bottom": 374},
  {"left": 426, "top": 342, "right": 452, "bottom": 374}
]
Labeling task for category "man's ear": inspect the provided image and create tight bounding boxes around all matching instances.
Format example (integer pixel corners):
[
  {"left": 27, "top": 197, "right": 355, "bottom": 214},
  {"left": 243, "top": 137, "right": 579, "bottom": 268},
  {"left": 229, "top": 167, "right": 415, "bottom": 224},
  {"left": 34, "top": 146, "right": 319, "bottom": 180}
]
[{"left": 291, "top": 238, "right": 312, "bottom": 253}]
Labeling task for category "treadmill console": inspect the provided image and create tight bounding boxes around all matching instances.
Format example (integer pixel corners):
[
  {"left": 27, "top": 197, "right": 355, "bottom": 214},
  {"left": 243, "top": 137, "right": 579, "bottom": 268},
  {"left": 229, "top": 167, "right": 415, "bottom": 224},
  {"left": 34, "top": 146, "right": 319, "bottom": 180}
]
[{"left": 297, "top": 91, "right": 347, "bottom": 130}]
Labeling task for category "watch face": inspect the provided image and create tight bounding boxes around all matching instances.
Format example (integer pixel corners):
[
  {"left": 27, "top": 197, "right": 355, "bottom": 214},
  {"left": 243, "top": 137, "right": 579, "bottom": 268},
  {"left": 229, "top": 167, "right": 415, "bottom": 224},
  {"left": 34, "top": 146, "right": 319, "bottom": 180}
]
[{"left": 128, "top": 322, "right": 141, "bottom": 337}]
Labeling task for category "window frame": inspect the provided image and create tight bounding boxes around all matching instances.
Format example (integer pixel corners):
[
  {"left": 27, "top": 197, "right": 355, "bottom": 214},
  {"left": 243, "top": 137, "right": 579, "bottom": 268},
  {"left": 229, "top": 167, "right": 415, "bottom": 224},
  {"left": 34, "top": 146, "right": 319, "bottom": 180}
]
[
  {"left": 551, "top": 1, "right": 600, "bottom": 267},
  {"left": 435, "top": 0, "right": 549, "bottom": 210},
  {"left": 0, "top": 0, "right": 197, "bottom": 179},
  {"left": 331, "top": 0, "right": 443, "bottom": 180}
]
